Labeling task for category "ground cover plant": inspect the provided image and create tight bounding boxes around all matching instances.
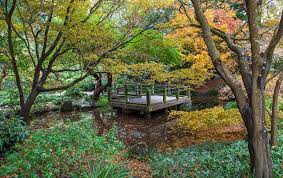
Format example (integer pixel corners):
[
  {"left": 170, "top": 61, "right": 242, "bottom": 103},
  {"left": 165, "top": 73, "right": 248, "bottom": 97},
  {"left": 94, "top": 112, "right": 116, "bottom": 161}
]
[
  {"left": 149, "top": 129, "right": 283, "bottom": 177},
  {"left": 0, "top": 115, "right": 28, "bottom": 154},
  {"left": 0, "top": 118, "right": 129, "bottom": 177}
]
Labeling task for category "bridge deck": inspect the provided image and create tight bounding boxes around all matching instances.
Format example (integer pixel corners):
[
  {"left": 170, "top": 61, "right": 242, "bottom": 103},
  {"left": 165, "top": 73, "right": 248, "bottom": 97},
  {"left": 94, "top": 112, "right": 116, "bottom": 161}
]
[
  {"left": 129, "top": 95, "right": 177, "bottom": 104},
  {"left": 108, "top": 83, "right": 191, "bottom": 115}
]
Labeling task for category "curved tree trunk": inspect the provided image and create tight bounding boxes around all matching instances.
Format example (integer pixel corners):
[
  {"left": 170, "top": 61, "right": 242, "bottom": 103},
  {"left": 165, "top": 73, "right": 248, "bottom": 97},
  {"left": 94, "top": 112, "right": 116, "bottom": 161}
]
[
  {"left": 271, "top": 74, "right": 283, "bottom": 147},
  {"left": 93, "top": 72, "right": 112, "bottom": 101},
  {"left": 189, "top": 0, "right": 274, "bottom": 176},
  {"left": 19, "top": 88, "right": 39, "bottom": 123},
  {"left": 0, "top": 66, "right": 7, "bottom": 90}
]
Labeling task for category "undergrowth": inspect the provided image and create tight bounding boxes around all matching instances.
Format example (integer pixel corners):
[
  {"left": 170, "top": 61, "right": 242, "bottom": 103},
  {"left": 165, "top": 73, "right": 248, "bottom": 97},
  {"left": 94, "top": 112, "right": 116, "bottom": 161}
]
[
  {"left": 0, "top": 118, "right": 129, "bottom": 177},
  {"left": 150, "top": 129, "right": 283, "bottom": 177}
]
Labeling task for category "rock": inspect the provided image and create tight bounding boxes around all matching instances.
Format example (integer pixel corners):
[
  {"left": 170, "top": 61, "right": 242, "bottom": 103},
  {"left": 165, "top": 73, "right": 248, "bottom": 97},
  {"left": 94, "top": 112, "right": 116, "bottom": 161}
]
[
  {"left": 60, "top": 101, "right": 73, "bottom": 112},
  {"left": 129, "top": 141, "right": 149, "bottom": 156}
]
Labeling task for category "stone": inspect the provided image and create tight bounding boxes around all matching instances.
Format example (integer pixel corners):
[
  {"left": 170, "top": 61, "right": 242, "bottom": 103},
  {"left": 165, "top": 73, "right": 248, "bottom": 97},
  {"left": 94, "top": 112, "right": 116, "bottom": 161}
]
[
  {"left": 129, "top": 141, "right": 149, "bottom": 156},
  {"left": 60, "top": 101, "right": 73, "bottom": 112}
]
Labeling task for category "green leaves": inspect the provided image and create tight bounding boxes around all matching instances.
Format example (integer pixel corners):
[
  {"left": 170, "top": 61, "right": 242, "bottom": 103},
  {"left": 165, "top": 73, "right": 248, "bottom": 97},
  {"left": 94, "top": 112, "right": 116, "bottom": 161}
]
[
  {"left": 120, "top": 30, "right": 182, "bottom": 66},
  {"left": 150, "top": 128, "right": 283, "bottom": 177},
  {"left": 0, "top": 118, "right": 127, "bottom": 177},
  {"left": 0, "top": 115, "right": 28, "bottom": 153}
]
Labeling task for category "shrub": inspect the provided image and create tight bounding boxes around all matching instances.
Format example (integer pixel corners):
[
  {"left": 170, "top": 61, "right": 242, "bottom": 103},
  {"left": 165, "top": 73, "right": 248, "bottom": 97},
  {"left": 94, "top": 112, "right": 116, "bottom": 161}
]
[
  {"left": 0, "top": 115, "right": 28, "bottom": 154},
  {"left": 170, "top": 107, "right": 243, "bottom": 134},
  {"left": 224, "top": 101, "right": 238, "bottom": 110},
  {"left": 0, "top": 118, "right": 128, "bottom": 177},
  {"left": 77, "top": 77, "right": 95, "bottom": 91},
  {"left": 65, "top": 87, "right": 84, "bottom": 98},
  {"left": 0, "top": 90, "right": 19, "bottom": 107},
  {"left": 171, "top": 107, "right": 272, "bottom": 135}
]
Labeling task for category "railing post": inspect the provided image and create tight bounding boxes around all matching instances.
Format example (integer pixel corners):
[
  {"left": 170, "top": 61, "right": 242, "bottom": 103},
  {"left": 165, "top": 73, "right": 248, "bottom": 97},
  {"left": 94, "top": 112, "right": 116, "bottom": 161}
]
[
  {"left": 136, "top": 83, "right": 141, "bottom": 95},
  {"left": 107, "top": 87, "right": 111, "bottom": 102},
  {"left": 146, "top": 87, "right": 151, "bottom": 112},
  {"left": 176, "top": 88, "right": 179, "bottom": 100},
  {"left": 163, "top": 88, "right": 167, "bottom": 103},
  {"left": 187, "top": 87, "right": 191, "bottom": 98},
  {"left": 125, "top": 84, "right": 129, "bottom": 103}
]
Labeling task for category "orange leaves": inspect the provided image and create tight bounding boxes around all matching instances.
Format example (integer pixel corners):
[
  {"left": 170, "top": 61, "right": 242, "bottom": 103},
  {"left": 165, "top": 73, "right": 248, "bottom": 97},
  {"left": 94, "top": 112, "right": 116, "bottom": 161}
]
[
  {"left": 205, "top": 9, "right": 241, "bottom": 33},
  {"left": 163, "top": 5, "right": 240, "bottom": 86}
]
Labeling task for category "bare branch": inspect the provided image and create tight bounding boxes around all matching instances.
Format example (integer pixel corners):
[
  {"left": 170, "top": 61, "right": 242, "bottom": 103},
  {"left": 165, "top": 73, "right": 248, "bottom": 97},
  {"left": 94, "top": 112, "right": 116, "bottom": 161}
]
[{"left": 263, "top": 11, "right": 283, "bottom": 80}]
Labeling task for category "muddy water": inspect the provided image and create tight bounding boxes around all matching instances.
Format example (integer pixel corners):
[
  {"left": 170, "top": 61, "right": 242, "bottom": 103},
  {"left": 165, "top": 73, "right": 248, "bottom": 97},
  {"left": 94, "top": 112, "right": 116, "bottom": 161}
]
[{"left": 32, "top": 108, "right": 181, "bottom": 150}]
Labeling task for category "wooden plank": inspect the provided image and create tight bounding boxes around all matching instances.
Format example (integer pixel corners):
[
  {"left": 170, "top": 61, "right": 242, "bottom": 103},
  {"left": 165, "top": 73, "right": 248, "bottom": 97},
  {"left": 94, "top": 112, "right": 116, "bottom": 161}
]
[{"left": 109, "top": 83, "right": 191, "bottom": 113}]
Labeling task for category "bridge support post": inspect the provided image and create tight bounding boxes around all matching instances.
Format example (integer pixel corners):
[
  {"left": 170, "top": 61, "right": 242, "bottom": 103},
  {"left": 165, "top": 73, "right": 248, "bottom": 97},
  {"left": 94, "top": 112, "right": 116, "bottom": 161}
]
[
  {"left": 107, "top": 87, "right": 111, "bottom": 102},
  {"left": 146, "top": 87, "right": 151, "bottom": 113},
  {"left": 163, "top": 88, "right": 167, "bottom": 103},
  {"left": 145, "top": 112, "right": 151, "bottom": 119},
  {"left": 164, "top": 108, "right": 169, "bottom": 114},
  {"left": 125, "top": 84, "right": 129, "bottom": 103}
]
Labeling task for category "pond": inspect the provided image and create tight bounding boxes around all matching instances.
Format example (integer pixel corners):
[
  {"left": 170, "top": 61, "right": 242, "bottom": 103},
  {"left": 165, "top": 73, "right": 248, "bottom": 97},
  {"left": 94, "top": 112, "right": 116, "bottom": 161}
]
[{"left": 31, "top": 107, "right": 245, "bottom": 151}]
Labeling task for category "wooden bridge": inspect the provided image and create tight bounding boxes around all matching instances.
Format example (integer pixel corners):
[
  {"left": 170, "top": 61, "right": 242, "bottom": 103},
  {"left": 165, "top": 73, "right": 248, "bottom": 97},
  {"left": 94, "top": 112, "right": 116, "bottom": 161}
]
[{"left": 107, "top": 83, "right": 191, "bottom": 118}]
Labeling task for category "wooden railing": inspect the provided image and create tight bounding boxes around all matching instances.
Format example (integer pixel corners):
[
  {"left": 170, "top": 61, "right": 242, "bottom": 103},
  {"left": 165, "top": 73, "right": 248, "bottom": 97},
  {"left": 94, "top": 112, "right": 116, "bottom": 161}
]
[{"left": 107, "top": 82, "right": 191, "bottom": 107}]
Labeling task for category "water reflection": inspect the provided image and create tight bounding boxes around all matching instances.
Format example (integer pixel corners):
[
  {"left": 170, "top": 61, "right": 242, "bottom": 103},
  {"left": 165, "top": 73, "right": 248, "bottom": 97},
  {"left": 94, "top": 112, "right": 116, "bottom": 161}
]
[
  {"left": 92, "top": 109, "right": 174, "bottom": 148},
  {"left": 33, "top": 108, "right": 175, "bottom": 149}
]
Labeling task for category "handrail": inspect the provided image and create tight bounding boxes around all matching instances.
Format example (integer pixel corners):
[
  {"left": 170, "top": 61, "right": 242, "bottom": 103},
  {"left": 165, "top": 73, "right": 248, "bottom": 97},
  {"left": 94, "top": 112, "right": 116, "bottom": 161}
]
[{"left": 109, "top": 82, "right": 191, "bottom": 100}]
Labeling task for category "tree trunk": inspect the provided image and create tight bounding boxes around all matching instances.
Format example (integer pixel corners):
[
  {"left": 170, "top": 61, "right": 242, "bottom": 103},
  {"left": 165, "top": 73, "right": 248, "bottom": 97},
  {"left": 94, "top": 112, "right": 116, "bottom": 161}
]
[
  {"left": 93, "top": 73, "right": 102, "bottom": 100},
  {"left": 19, "top": 88, "right": 39, "bottom": 123},
  {"left": 0, "top": 67, "right": 7, "bottom": 90},
  {"left": 240, "top": 104, "right": 255, "bottom": 172},
  {"left": 240, "top": 98, "right": 272, "bottom": 177},
  {"left": 93, "top": 73, "right": 112, "bottom": 101},
  {"left": 271, "top": 74, "right": 283, "bottom": 147},
  {"left": 251, "top": 84, "right": 272, "bottom": 177}
]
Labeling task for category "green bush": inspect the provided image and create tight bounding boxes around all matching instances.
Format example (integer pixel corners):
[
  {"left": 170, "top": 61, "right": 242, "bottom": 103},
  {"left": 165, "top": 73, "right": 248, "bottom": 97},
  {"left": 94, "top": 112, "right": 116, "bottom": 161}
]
[
  {"left": 224, "top": 101, "right": 238, "bottom": 110},
  {"left": 65, "top": 87, "right": 84, "bottom": 98},
  {"left": 150, "top": 129, "right": 283, "bottom": 177},
  {"left": 77, "top": 77, "right": 95, "bottom": 91},
  {"left": 0, "top": 118, "right": 128, "bottom": 177},
  {"left": 98, "top": 95, "right": 109, "bottom": 107},
  {"left": 0, "top": 90, "right": 19, "bottom": 106},
  {"left": 0, "top": 115, "right": 28, "bottom": 154},
  {"left": 279, "top": 102, "right": 283, "bottom": 112}
]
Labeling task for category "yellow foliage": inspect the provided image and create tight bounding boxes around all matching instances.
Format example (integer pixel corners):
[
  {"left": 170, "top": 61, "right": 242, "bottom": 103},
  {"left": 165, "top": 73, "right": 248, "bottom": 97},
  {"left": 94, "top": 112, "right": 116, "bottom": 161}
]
[
  {"left": 162, "top": 6, "right": 240, "bottom": 86},
  {"left": 129, "top": 0, "right": 174, "bottom": 10},
  {"left": 171, "top": 107, "right": 243, "bottom": 134},
  {"left": 170, "top": 107, "right": 272, "bottom": 135}
]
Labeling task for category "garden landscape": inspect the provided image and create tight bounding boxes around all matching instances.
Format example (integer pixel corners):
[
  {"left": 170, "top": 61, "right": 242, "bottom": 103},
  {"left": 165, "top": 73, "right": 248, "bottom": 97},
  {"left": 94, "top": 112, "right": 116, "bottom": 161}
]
[{"left": 0, "top": 0, "right": 283, "bottom": 177}]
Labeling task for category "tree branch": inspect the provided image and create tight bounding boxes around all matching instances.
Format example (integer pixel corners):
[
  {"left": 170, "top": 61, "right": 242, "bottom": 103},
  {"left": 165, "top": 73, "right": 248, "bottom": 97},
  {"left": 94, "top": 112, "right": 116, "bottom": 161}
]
[
  {"left": 263, "top": 11, "right": 283, "bottom": 81},
  {"left": 38, "top": 73, "right": 88, "bottom": 92},
  {"left": 190, "top": 0, "right": 248, "bottom": 110}
]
